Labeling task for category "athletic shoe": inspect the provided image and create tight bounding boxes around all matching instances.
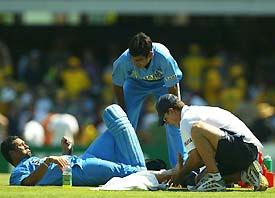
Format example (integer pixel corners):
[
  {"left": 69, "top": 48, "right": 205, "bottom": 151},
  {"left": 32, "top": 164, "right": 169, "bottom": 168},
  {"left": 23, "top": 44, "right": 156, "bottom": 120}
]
[
  {"left": 194, "top": 173, "right": 226, "bottom": 192},
  {"left": 241, "top": 160, "right": 268, "bottom": 191}
]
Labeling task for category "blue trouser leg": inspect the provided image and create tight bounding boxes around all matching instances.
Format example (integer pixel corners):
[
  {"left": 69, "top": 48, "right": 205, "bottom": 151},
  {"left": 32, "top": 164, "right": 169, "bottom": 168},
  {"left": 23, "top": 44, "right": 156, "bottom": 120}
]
[
  {"left": 74, "top": 104, "right": 146, "bottom": 186},
  {"left": 73, "top": 158, "right": 141, "bottom": 186},
  {"left": 123, "top": 79, "right": 147, "bottom": 129},
  {"left": 124, "top": 79, "right": 187, "bottom": 167},
  {"left": 103, "top": 104, "right": 146, "bottom": 167},
  {"left": 79, "top": 131, "right": 116, "bottom": 161},
  {"left": 165, "top": 124, "right": 188, "bottom": 166},
  {"left": 80, "top": 104, "right": 145, "bottom": 167},
  {"left": 154, "top": 88, "right": 188, "bottom": 167},
  {"left": 154, "top": 85, "right": 188, "bottom": 167}
]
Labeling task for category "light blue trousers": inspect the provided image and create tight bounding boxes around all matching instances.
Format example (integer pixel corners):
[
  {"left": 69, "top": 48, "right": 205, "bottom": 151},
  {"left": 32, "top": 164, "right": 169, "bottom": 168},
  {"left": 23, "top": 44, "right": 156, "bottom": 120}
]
[
  {"left": 73, "top": 104, "right": 146, "bottom": 186},
  {"left": 123, "top": 79, "right": 187, "bottom": 167}
]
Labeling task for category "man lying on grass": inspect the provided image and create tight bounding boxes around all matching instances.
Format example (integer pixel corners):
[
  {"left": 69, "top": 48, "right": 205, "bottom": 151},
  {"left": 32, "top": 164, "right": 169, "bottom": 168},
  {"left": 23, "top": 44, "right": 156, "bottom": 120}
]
[{"left": 0, "top": 104, "right": 174, "bottom": 186}]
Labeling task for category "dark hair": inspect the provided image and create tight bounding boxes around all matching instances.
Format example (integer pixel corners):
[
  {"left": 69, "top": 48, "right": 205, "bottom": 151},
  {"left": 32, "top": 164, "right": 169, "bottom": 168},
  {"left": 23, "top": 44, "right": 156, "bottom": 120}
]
[
  {"left": 156, "top": 94, "right": 184, "bottom": 126},
  {"left": 1, "top": 136, "right": 19, "bottom": 166},
  {"left": 145, "top": 159, "right": 167, "bottom": 171},
  {"left": 129, "top": 32, "right": 152, "bottom": 57}
]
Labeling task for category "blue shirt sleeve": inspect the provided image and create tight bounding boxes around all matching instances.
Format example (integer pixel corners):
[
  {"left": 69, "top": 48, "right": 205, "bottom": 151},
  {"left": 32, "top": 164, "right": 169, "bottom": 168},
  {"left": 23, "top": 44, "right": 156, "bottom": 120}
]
[
  {"left": 112, "top": 56, "right": 128, "bottom": 87},
  {"left": 161, "top": 55, "right": 182, "bottom": 88},
  {"left": 10, "top": 164, "right": 31, "bottom": 185},
  {"left": 112, "top": 59, "right": 125, "bottom": 87}
]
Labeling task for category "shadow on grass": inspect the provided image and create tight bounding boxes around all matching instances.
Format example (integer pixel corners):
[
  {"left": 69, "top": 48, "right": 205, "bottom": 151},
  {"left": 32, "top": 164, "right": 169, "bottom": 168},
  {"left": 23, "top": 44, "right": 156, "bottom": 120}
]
[
  {"left": 167, "top": 186, "right": 255, "bottom": 192},
  {"left": 167, "top": 187, "right": 189, "bottom": 192}
]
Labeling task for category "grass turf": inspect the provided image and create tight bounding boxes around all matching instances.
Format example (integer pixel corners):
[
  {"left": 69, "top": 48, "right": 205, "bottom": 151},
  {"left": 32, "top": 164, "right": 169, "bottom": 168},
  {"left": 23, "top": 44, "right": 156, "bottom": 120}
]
[{"left": 0, "top": 173, "right": 274, "bottom": 198}]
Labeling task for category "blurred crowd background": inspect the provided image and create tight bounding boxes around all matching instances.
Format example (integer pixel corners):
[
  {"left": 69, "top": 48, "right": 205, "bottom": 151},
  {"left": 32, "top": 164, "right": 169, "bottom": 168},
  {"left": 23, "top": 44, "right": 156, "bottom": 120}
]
[{"left": 0, "top": 2, "right": 275, "bottom": 151}]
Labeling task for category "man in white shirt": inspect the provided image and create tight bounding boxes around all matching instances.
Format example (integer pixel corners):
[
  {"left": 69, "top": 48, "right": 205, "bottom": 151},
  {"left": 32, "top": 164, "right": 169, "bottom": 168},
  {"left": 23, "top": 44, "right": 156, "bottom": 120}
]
[{"left": 156, "top": 94, "right": 268, "bottom": 191}]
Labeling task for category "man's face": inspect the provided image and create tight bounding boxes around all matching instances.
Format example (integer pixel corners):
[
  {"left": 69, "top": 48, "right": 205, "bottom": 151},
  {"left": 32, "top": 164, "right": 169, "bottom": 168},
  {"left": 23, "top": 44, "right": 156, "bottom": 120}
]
[
  {"left": 163, "top": 108, "right": 179, "bottom": 126},
  {"left": 131, "top": 52, "right": 153, "bottom": 68},
  {"left": 11, "top": 138, "right": 32, "bottom": 158}
]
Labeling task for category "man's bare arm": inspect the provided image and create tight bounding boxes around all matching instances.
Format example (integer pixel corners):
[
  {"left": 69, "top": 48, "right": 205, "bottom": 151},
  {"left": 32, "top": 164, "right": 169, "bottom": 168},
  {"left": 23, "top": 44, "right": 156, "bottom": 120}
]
[
  {"left": 182, "top": 149, "right": 203, "bottom": 175},
  {"left": 113, "top": 84, "right": 126, "bottom": 110},
  {"left": 61, "top": 136, "right": 73, "bottom": 155},
  {"left": 171, "top": 149, "right": 204, "bottom": 185},
  {"left": 168, "top": 84, "right": 179, "bottom": 97}
]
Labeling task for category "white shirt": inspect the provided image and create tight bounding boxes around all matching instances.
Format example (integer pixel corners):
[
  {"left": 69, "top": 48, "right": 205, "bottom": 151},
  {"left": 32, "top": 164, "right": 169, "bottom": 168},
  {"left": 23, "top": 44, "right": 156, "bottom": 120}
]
[{"left": 180, "top": 105, "right": 263, "bottom": 153}]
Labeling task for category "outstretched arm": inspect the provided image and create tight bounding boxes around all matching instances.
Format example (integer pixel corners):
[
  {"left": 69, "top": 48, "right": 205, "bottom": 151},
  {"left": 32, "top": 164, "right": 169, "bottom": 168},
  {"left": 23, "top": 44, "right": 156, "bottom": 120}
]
[
  {"left": 61, "top": 136, "right": 73, "bottom": 155},
  {"left": 168, "top": 83, "right": 180, "bottom": 98},
  {"left": 170, "top": 150, "right": 204, "bottom": 186},
  {"left": 21, "top": 156, "right": 69, "bottom": 186}
]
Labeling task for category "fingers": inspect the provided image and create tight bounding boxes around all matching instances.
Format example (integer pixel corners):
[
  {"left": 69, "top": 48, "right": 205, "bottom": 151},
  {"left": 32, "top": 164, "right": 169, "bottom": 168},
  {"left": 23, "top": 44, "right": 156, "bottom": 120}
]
[
  {"left": 61, "top": 137, "right": 66, "bottom": 145},
  {"left": 59, "top": 156, "right": 70, "bottom": 168},
  {"left": 61, "top": 136, "right": 71, "bottom": 144},
  {"left": 49, "top": 156, "right": 70, "bottom": 169},
  {"left": 61, "top": 136, "right": 66, "bottom": 141},
  {"left": 61, "top": 137, "right": 72, "bottom": 149},
  {"left": 167, "top": 179, "right": 173, "bottom": 187},
  {"left": 167, "top": 179, "right": 182, "bottom": 188}
]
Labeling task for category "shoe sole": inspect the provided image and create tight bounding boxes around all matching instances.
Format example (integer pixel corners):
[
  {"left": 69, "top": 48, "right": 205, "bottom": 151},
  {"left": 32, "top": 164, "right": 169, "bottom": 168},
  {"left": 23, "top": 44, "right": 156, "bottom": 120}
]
[
  {"left": 195, "top": 185, "right": 226, "bottom": 192},
  {"left": 255, "top": 174, "right": 269, "bottom": 191},
  {"left": 196, "top": 180, "right": 226, "bottom": 192},
  {"left": 247, "top": 160, "right": 268, "bottom": 191}
]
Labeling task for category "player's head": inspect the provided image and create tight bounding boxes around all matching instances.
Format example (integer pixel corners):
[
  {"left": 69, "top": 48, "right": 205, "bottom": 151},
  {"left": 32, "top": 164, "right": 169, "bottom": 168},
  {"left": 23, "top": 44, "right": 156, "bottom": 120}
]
[
  {"left": 145, "top": 159, "right": 167, "bottom": 171},
  {"left": 129, "top": 32, "right": 153, "bottom": 68},
  {"left": 156, "top": 94, "right": 184, "bottom": 126},
  {"left": 1, "top": 136, "right": 32, "bottom": 166}
]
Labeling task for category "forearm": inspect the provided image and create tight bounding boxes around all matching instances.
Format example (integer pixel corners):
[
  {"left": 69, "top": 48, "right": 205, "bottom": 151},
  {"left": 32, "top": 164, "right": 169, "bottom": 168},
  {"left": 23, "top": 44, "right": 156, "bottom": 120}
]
[
  {"left": 22, "top": 156, "right": 68, "bottom": 186},
  {"left": 180, "top": 150, "right": 203, "bottom": 178},
  {"left": 113, "top": 84, "right": 125, "bottom": 110},
  {"left": 21, "top": 158, "right": 51, "bottom": 186},
  {"left": 61, "top": 136, "right": 73, "bottom": 155},
  {"left": 62, "top": 148, "right": 72, "bottom": 155},
  {"left": 168, "top": 84, "right": 179, "bottom": 97},
  {"left": 152, "top": 169, "right": 173, "bottom": 183}
]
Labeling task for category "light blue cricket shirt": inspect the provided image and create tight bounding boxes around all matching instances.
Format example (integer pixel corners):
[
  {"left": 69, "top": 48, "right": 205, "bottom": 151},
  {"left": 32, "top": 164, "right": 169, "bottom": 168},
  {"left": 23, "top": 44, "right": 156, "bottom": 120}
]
[
  {"left": 112, "top": 42, "right": 183, "bottom": 87},
  {"left": 10, "top": 155, "right": 80, "bottom": 186}
]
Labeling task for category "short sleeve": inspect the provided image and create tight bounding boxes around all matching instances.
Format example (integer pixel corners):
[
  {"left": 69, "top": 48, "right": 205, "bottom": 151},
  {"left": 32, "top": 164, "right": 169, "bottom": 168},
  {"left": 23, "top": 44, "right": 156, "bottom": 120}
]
[
  {"left": 180, "top": 116, "right": 201, "bottom": 153},
  {"left": 162, "top": 56, "right": 182, "bottom": 87},
  {"left": 112, "top": 58, "right": 127, "bottom": 87},
  {"left": 10, "top": 165, "right": 31, "bottom": 185},
  {"left": 181, "top": 122, "right": 195, "bottom": 153}
]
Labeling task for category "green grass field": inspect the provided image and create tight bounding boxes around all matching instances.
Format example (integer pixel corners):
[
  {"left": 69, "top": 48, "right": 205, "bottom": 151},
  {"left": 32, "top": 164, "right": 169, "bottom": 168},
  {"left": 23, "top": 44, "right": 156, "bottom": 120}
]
[{"left": 0, "top": 173, "right": 274, "bottom": 198}]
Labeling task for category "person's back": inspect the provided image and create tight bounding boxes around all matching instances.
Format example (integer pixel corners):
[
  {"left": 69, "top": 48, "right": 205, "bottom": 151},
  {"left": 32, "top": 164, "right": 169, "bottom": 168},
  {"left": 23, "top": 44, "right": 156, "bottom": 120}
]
[
  {"left": 181, "top": 105, "right": 263, "bottom": 151},
  {"left": 181, "top": 44, "right": 206, "bottom": 91},
  {"left": 61, "top": 56, "right": 91, "bottom": 98}
]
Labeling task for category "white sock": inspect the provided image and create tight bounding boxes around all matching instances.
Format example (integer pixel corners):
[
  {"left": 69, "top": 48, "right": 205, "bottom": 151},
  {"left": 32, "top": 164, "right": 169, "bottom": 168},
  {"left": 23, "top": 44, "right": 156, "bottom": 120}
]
[{"left": 209, "top": 172, "right": 222, "bottom": 181}]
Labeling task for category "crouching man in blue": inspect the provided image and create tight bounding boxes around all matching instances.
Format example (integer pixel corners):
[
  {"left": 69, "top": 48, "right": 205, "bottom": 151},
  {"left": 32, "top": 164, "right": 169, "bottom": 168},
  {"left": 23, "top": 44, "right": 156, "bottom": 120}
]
[{"left": 0, "top": 104, "right": 148, "bottom": 186}]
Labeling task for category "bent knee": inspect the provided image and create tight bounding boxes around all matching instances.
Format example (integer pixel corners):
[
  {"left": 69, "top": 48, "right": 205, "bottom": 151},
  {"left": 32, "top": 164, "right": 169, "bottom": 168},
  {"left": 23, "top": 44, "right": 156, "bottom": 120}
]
[
  {"left": 192, "top": 121, "right": 206, "bottom": 131},
  {"left": 191, "top": 121, "right": 206, "bottom": 138}
]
